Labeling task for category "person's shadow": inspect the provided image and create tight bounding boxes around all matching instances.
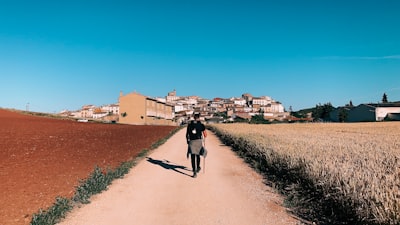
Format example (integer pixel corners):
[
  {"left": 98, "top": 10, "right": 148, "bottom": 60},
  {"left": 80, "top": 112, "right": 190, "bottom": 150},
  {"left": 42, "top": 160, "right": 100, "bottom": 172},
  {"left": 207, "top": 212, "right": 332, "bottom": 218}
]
[{"left": 146, "top": 157, "right": 192, "bottom": 177}]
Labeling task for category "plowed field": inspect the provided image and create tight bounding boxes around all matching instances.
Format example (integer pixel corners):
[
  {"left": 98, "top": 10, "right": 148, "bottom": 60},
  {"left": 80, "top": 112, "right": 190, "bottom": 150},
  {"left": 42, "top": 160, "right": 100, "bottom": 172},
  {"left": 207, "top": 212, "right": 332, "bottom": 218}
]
[{"left": 0, "top": 109, "right": 177, "bottom": 225}]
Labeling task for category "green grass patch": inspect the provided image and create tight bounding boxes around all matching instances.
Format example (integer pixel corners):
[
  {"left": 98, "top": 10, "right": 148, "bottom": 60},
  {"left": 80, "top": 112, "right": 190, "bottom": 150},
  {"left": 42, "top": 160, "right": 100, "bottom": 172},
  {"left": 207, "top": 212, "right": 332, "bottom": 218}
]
[{"left": 30, "top": 197, "right": 72, "bottom": 225}]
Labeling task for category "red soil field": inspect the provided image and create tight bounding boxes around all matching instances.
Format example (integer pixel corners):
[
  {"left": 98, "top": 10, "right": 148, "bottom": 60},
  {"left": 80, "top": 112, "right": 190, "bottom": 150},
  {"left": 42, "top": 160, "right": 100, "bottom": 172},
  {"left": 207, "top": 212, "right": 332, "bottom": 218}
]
[{"left": 0, "top": 109, "right": 177, "bottom": 225}]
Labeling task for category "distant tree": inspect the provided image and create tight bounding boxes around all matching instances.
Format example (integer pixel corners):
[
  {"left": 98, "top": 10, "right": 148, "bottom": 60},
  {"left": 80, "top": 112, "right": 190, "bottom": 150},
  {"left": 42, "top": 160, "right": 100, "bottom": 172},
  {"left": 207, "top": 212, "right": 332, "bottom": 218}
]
[
  {"left": 313, "top": 102, "right": 334, "bottom": 121},
  {"left": 250, "top": 114, "right": 269, "bottom": 124},
  {"left": 291, "top": 108, "right": 313, "bottom": 118},
  {"left": 289, "top": 106, "right": 293, "bottom": 112},
  {"left": 214, "top": 111, "right": 227, "bottom": 119},
  {"left": 338, "top": 108, "right": 348, "bottom": 122},
  {"left": 345, "top": 100, "right": 354, "bottom": 107},
  {"left": 313, "top": 105, "right": 321, "bottom": 120},
  {"left": 234, "top": 117, "right": 248, "bottom": 123},
  {"left": 250, "top": 110, "right": 269, "bottom": 124},
  {"left": 382, "top": 93, "right": 388, "bottom": 103},
  {"left": 291, "top": 111, "right": 304, "bottom": 118}
]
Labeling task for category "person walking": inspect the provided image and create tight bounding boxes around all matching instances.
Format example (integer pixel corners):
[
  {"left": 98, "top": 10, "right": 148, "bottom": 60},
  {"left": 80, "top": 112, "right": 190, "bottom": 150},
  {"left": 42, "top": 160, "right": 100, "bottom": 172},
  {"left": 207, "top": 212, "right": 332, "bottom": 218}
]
[{"left": 186, "top": 112, "right": 207, "bottom": 178}]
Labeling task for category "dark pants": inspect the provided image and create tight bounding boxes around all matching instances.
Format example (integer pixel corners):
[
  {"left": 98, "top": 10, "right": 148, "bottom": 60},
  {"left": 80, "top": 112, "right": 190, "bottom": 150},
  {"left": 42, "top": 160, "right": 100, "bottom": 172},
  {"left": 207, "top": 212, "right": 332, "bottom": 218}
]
[{"left": 191, "top": 154, "right": 200, "bottom": 172}]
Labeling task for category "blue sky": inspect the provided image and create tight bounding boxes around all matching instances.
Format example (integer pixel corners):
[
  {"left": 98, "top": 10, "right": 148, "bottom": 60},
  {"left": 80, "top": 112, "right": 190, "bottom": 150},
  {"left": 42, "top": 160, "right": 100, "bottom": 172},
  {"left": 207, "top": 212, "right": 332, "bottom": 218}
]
[{"left": 1, "top": 0, "right": 399, "bottom": 113}]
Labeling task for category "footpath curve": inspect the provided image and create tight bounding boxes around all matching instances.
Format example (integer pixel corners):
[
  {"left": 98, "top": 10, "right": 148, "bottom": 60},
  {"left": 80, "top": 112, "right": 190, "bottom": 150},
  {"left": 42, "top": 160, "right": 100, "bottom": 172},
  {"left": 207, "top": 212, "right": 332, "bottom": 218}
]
[{"left": 58, "top": 128, "right": 300, "bottom": 225}]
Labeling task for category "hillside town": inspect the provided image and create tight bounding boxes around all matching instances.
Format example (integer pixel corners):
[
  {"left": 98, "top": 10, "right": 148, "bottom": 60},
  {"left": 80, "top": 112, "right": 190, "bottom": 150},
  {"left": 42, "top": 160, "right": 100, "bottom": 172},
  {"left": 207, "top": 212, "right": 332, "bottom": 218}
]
[
  {"left": 60, "top": 90, "right": 400, "bottom": 125},
  {"left": 60, "top": 90, "right": 290, "bottom": 125}
]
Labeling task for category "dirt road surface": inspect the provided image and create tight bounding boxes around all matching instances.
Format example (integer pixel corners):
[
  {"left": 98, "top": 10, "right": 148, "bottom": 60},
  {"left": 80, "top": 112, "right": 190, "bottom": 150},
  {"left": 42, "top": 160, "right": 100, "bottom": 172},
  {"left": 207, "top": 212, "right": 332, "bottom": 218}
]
[{"left": 58, "top": 128, "right": 300, "bottom": 225}]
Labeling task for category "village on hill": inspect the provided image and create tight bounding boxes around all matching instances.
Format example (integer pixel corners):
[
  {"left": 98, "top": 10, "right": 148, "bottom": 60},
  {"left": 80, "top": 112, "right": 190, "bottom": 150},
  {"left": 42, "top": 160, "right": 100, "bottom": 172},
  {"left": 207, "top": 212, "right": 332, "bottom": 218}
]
[
  {"left": 59, "top": 89, "right": 290, "bottom": 125},
  {"left": 59, "top": 90, "right": 400, "bottom": 125}
]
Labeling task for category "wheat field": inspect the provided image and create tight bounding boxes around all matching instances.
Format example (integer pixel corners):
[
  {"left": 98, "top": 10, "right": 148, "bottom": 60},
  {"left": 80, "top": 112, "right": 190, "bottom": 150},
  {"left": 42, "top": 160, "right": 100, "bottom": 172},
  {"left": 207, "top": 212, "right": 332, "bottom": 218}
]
[{"left": 210, "top": 122, "right": 400, "bottom": 224}]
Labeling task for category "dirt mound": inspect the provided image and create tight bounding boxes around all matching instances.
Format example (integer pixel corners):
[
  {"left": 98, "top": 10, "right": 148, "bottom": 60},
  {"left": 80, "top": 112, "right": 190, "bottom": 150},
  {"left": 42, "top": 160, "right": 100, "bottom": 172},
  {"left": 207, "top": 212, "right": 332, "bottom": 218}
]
[{"left": 0, "top": 109, "right": 176, "bottom": 225}]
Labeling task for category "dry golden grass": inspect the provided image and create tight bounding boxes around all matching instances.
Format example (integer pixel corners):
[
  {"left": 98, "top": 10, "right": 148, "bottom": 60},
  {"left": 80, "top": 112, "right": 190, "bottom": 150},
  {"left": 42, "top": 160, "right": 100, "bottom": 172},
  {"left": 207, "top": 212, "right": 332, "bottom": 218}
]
[{"left": 210, "top": 122, "right": 400, "bottom": 224}]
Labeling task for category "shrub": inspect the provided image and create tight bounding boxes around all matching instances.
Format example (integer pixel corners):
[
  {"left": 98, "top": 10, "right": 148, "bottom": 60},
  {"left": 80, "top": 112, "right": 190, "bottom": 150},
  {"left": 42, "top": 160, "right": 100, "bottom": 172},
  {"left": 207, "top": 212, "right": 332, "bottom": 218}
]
[
  {"left": 30, "top": 197, "right": 72, "bottom": 225},
  {"left": 72, "top": 166, "right": 111, "bottom": 204}
]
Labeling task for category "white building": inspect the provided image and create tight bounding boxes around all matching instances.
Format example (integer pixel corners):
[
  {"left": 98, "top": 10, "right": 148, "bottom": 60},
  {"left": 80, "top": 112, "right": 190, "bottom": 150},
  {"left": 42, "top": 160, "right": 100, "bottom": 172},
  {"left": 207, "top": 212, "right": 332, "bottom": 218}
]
[
  {"left": 270, "top": 102, "right": 285, "bottom": 113},
  {"left": 174, "top": 103, "right": 185, "bottom": 112},
  {"left": 233, "top": 98, "right": 246, "bottom": 106},
  {"left": 93, "top": 111, "right": 109, "bottom": 119},
  {"left": 101, "top": 104, "right": 119, "bottom": 115},
  {"left": 80, "top": 105, "right": 96, "bottom": 118},
  {"left": 253, "top": 96, "right": 272, "bottom": 106},
  {"left": 186, "top": 97, "right": 198, "bottom": 106}
]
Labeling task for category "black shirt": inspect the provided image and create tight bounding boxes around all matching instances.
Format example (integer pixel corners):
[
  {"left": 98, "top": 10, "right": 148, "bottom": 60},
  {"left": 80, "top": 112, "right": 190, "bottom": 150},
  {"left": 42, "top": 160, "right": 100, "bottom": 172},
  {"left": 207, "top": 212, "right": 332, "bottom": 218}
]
[{"left": 186, "top": 120, "right": 206, "bottom": 140}]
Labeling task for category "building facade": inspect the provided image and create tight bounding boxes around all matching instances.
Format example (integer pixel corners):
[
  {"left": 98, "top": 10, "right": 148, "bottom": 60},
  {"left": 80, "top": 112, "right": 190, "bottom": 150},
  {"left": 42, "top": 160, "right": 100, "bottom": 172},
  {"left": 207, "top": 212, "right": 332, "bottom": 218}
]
[{"left": 119, "top": 91, "right": 175, "bottom": 125}]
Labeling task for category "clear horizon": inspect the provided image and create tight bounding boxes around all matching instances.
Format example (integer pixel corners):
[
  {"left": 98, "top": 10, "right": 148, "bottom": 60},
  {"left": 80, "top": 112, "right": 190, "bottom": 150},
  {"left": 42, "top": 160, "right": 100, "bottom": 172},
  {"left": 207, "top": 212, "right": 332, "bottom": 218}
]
[{"left": 1, "top": 1, "right": 399, "bottom": 113}]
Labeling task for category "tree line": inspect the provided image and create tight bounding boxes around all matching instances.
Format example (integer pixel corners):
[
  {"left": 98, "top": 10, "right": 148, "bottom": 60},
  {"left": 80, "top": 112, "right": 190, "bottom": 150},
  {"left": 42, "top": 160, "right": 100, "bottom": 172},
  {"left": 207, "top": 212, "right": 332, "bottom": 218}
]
[{"left": 310, "top": 92, "right": 390, "bottom": 122}]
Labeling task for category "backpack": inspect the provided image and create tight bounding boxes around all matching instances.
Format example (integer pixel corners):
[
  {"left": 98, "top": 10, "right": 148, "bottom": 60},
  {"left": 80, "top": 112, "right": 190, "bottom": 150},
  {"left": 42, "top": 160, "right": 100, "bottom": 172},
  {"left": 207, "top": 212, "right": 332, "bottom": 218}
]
[{"left": 188, "top": 120, "right": 204, "bottom": 140}]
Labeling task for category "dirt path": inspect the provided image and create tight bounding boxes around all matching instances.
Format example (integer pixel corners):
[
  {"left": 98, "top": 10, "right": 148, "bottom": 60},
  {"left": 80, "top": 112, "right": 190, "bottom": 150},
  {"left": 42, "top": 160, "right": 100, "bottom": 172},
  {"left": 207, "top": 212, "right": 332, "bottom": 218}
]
[{"left": 58, "top": 129, "right": 300, "bottom": 225}]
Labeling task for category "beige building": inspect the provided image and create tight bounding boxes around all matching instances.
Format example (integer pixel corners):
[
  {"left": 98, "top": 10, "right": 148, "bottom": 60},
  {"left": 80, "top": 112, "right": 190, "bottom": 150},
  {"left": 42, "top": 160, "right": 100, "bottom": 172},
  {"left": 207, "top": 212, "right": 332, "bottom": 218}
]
[{"left": 119, "top": 91, "right": 175, "bottom": 125}]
